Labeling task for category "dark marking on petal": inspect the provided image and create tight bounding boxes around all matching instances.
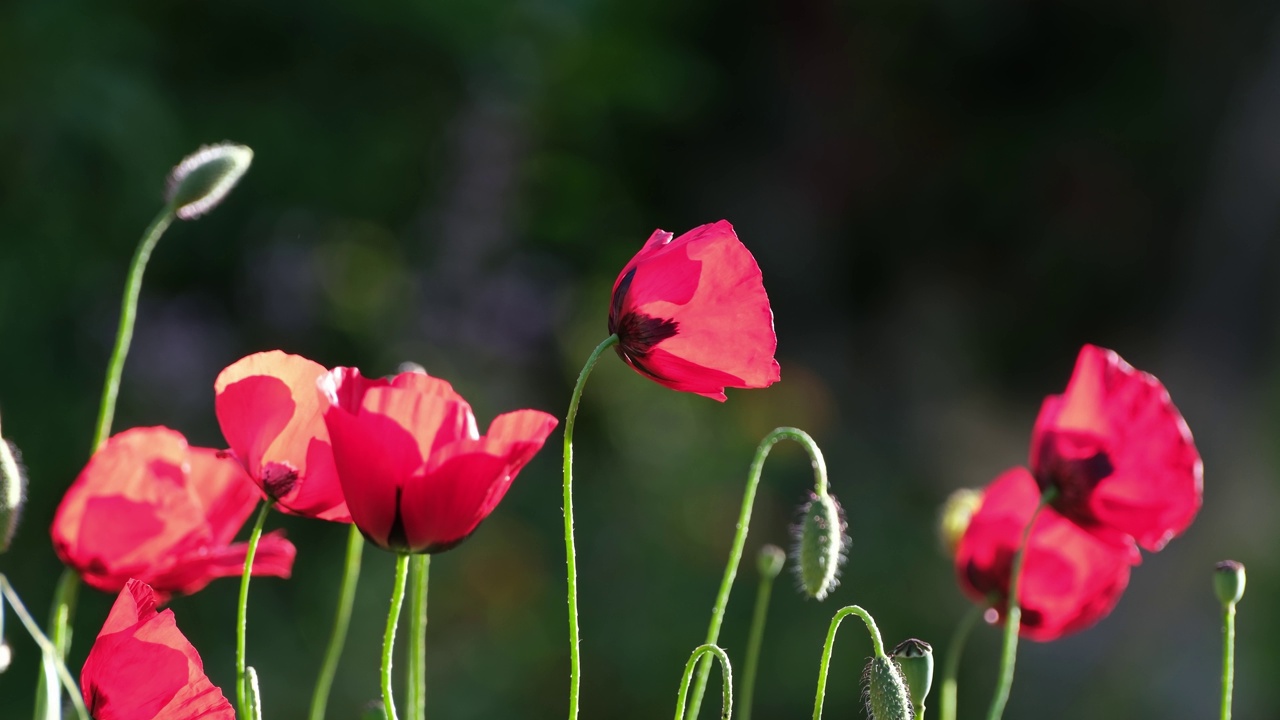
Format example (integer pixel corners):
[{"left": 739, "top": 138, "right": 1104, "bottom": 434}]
[
  {"left": 260, "top": 463, "right": 299, "bottom": 500},
  {"left": 385, "top": 486, "right": 409, "bottom": 552},
  {"left": 1036, "top": 438, "right": 1114, "bottom": 525}
]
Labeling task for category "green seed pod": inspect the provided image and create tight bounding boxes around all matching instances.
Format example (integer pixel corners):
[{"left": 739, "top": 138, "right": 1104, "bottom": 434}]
[
  {"left": 0, "top": 412, "right": 28, "bottom": 553},
  {"left": 938, "top": 487, "right": 982, "bottom": 557},
  {"left": 1213, "top": 560, "right": 1246, "bottom": 607},
  {"left": 793, "top": 491, "right": 847, "bottom": 601},
  {"left": 165, "top": 143, "right": 254, "bottom": 220},
  {"left": 863, "top": 653, "right": 913, "bottom": 720},
  {"left": 891, "top": 638, "right": 934, "bottom": 716},
  {"left": 757, "top": 544, "right": 786, "bottom": 580}
]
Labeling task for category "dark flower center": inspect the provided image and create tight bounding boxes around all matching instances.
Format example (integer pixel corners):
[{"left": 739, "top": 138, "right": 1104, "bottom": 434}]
[
  {"left": 608, "top": 267, "right": 679, "bottom": 375},
  {"left": 1035, "top": 432, "right": 1114, "bottom": 521},
  {"left": 261, "top": 462, "right": 299, "bottom": 499}
]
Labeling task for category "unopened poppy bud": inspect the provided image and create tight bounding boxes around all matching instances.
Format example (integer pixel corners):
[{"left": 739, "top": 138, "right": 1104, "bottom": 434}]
[
  {"left": 891, "top": 638, "right": 933, "bottom": 715},
  {"left": 757, "top": 544, "right": 785, "bottom": 580},
  {"left": 793, "top": 491, "right": 847, "bottom": 600},
  {"left": 938, "top": 487, "right": 982, "bottom": 557},
  {"left": 1214, "top": 560, "right": 1246, "bottom": 607},
  {"left": 0, "top": 413, "right": 28, "bottom": 553},
  {"left": 165, "top": 142, "right": 253, "bottom": 220},
  {"left": 863, "top": 654, "right": 912, "bottom": 720}
]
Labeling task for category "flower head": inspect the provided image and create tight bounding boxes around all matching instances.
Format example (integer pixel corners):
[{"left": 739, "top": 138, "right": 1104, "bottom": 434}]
[
  {"left": 51, "top": 426, "right": 296, "bottom": 598},
  {"left": 955, "top": 468, "right": 1137, "bottom": 641},
  {"left": 215, "top": 350, "right": 351, "bottom": 522},
  {"left": 320, "top": 367, "right": 558, "bottom": 553},
  {"left": 1031, "top": 344, "right": 1202, "bottom": 551},
  {"left": 608, "top": 220, "right": 780, "bottom": 401},
  {"left": 81, "top": 579, "right": 234, "bottom": 720}
]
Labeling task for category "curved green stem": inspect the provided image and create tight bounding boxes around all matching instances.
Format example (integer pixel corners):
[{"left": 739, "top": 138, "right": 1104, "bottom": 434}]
[
  {"left": 813, "top": 605, "right": 886, "bottom": 720},
  {"left": 562, "top": 333, "right": 619, "bottom": 720},
  {"left": 1220, "top": 602, "right": 1236, "bottom": 720},
  {"left": 939, "top": 604, "right": 982, "bottom": 720},
  {"left": 686, "top": 427, "right": 828, "bottom": 719},
  {"left": 1, "top": 576, "right": 90, "bottom": 720},
  {"left": 739, "top": 561, "right": 780, "bottom": 720},
  {"left": 983, "top": 490, "right": 1054, "bottom": 720},
  {"left": 382, "top": 554, "right": 411, "bottom": 720},
  {"left": 309, "top": 524, "right": 365, "bottom": 720},
  {"left": 673, "top": 644, "right": 733, "bottom": 720},
  {"left": 407, "top": 555, "right": 430, "bottom": 720},
  {"left": 236, "top": 501, "right": 272, "bottom": 720}
]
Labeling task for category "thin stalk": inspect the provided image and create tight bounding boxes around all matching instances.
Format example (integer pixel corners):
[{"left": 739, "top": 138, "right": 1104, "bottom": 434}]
[
  {"left": 739, "top": 563, "right": 780, "bottom": 720},
  {"left": 686, "top": 427, "right": 827, "bottom": 719},
  {"left": 308, "top": 524, "right": 365, "bottom": 720},
  {"left": 562, "top": 333, "right": 619, "bottom": 720},
  {"left": 1, "top": 576, "right": 90, "bottom": 720},
  {"left": 983, "top": 490, "right": 1054, "bottom": 720},
  {"left": 673, "top": 644, "right": 733, "bottom": 720},
  {"left": 1220, "top": 602, "right": 1236, "bottom": 720},
  {"left": 382, "top": 554, "right": 411, "bottom": 720},
  {"left": 407, "top": 555, "right": 430, "bottom": 720},
  {"left": 236, "top": 502, "right": 272, "bottom": 720},
  {"left": 36, "top": 569, "right": 78, "bottom": 720},
  {"left": 812, "top": 605, "right": 886, "bottom": 720},
  {"left": 938, "top": 604, "right": 982, "bottom": 720}
]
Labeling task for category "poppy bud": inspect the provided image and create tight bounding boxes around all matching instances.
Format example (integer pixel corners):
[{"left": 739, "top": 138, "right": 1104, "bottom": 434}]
[
  {"left": 793, "top": 491, "right": 847, "bottom": 600},
  {"left": 757, "top": 543, "right": 785, "bottom": 580},
  {"left": 0, "top": 412, "right": 28, "bottom": 553},
  {"left": 166, "top": 142, "right": 253, "bottom": 220},
  {"left": 1213, "top": 560, "right": 1246, "bottom": 607},
  {"left": 938, "top": 487, "right": 982, "bottom": 558},
  {"left": 891, "top": 638, "right": 933, "bottom": 716},
  {"left": 863, "top": 654, "right": 913, "bottom": 720}
]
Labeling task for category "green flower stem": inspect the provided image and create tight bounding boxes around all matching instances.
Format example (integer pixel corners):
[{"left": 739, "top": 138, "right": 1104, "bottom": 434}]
[
  {"left": 673, "top": 644, "right": 733, "bottom": 720},
  {"left": 686, "top": 427, "right": 828, "bottom": 719},
  {"left": 382, "top": 554, "right": 412, "bottom": 720},
  {"left": 562, "top": 333, "right": 619, "bottom": 720},
  {"left": 236, "top": 501, "right": 272, "bottom": 720},
  {"left": 983, "top": 490, "right": 1054, "bottom": 720},
  {"left": 1, "top": 576, "right": 90, "bottom": 720},
  {"left": 1220, "top": 601, "right": 1237, "bottom": 720},
  {"left": 938, "top": 604, "right": 982, "bottom": 720},
  {"left": 407, "top": 555, "right": 430, "bottom": 720},
  {"left": 245, "top": 667, "right": 264, "bottom": 720},
  {"left": 36, "top": 569, "right": 79, "bottom": 720},
  {"left": 739, "top": 563, "right": 780, "bottom": 720},
  {"left": 309, "top": 523, "right": 365, "bottom": 720},
  {"left": 812, "top": 605, "right": 886, "bottom": 720}
]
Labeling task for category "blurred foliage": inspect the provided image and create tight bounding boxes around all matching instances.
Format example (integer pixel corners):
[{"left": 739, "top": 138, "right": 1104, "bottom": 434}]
[{"left": 3, "top": 0, "right": 1280, "bottom": 718}]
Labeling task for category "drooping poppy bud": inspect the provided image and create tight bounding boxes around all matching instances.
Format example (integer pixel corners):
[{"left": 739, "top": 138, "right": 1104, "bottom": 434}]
[
  {"left": 1214, "top": 560, "right": 1246, "bottom": 607},
  {"left": 793, "top": 491, "right": 847, "bottom": 600},
  {"left": 862, "top": 654, "right": 912, "bottom": 720},
  {"left": 891, "top": 638, "right": 934, "bottom": 717},
  {"left": 81, "top": 579, "right": 235, "bottom": 720},
  {"left": 165, "top": 143, "right": 253, "bottom": 220},
  {"left": 320, "top": 367, "right": 558, "bottom": 554},
  {"left": 0, "top": 410, "right": 28, "bottom": 553},
  {"left": 607, "top": 220, "right": 780, "bottom": 401}
]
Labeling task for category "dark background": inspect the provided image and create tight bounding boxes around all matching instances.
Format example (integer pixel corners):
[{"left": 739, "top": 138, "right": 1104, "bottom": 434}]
[{"left": 3, "top": 0, "right": 1279, "bottom": 718}]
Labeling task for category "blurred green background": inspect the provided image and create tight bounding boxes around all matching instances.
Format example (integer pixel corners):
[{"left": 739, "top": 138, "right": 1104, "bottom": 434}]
[{"left": 2, "top": 0, "right": 1278, "bottom": 717}]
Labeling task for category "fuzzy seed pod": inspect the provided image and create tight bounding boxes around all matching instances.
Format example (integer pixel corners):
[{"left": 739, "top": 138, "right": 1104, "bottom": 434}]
[
  {"left": 863, "top": 654, "right": 913, "bottom": 720},
  {"left": 793, "top": 491, "right": 847, "bottom": 600},
  {"left": 166, "top": 143, "right": 254, "bottom": 220}
]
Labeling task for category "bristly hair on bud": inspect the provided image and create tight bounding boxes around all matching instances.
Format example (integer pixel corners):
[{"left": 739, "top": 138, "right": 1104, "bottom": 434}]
[
  {"left": 0, "top": 410, "right": 28, "bottom": 554},
  {"left": 165, "top": 142, "right": 254, "bottom": 220},
  {"left": 863, "top": 654, "right": 913, "bottom": 720},
  {"left": 792, "top": 491, "right": 848, "bottom": 601}
]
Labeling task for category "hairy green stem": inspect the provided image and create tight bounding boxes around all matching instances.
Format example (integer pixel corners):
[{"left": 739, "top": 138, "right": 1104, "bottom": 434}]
[
  {"left": 673, "top": 644, "right": 733, "bottom": 720},
  {"left": 383, "top": 554, "right": 411, "bottom": 720},
  {"left": 739, "top": 562, "right": 780, "bottom": 720},
  {"left": 309, "top": 524, "right": 365, "bottom": 720},
  {"left": 813, "top": 605, "right": 886, "bottom": 720},
  {"left": 686, "top": 427, "right": 828, "bottom": 719},
  {"left": 236, "top": 502, "right": 272, "bottom": 720},
  {"left": 407, "top": 555, "right": 430, "bottom": 720},
  {"left": 938, "top": 604, "right": 981, "bottom": 720},
  {"left": 983, "top": 490, "right": 1054, "bottom": 720},
  {"left": 562, "top": 333, "right": 619, "bottom": 720},
  {"left": 1, "top": 576, "right": 89, "bottom": 720},
  {"left": 1220, "top": 602, "right": 1236, "bottom": 720}
]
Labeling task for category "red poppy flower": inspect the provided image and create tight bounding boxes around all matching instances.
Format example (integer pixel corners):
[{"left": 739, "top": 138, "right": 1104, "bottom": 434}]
[
  {"left": 215, "top": 350, "right": 351, "bottom": 522},
  {"left": 955, "top": 468, "right": 1137, "bottom": 641},
  {"left": 320, "top": 368, "right": 558, "bottom": 553},
  {"left": 81, "top": 579, "right": 234, "bottom": 720},
  {"left": 51, "top": 426, "right": 296, "bottom": 598},
  {"left": 607, "top": 220, "right": 780, "bottom": 401},
  {"left": 1030, "top": 344, "right": 1202, "bottom": 551}
]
